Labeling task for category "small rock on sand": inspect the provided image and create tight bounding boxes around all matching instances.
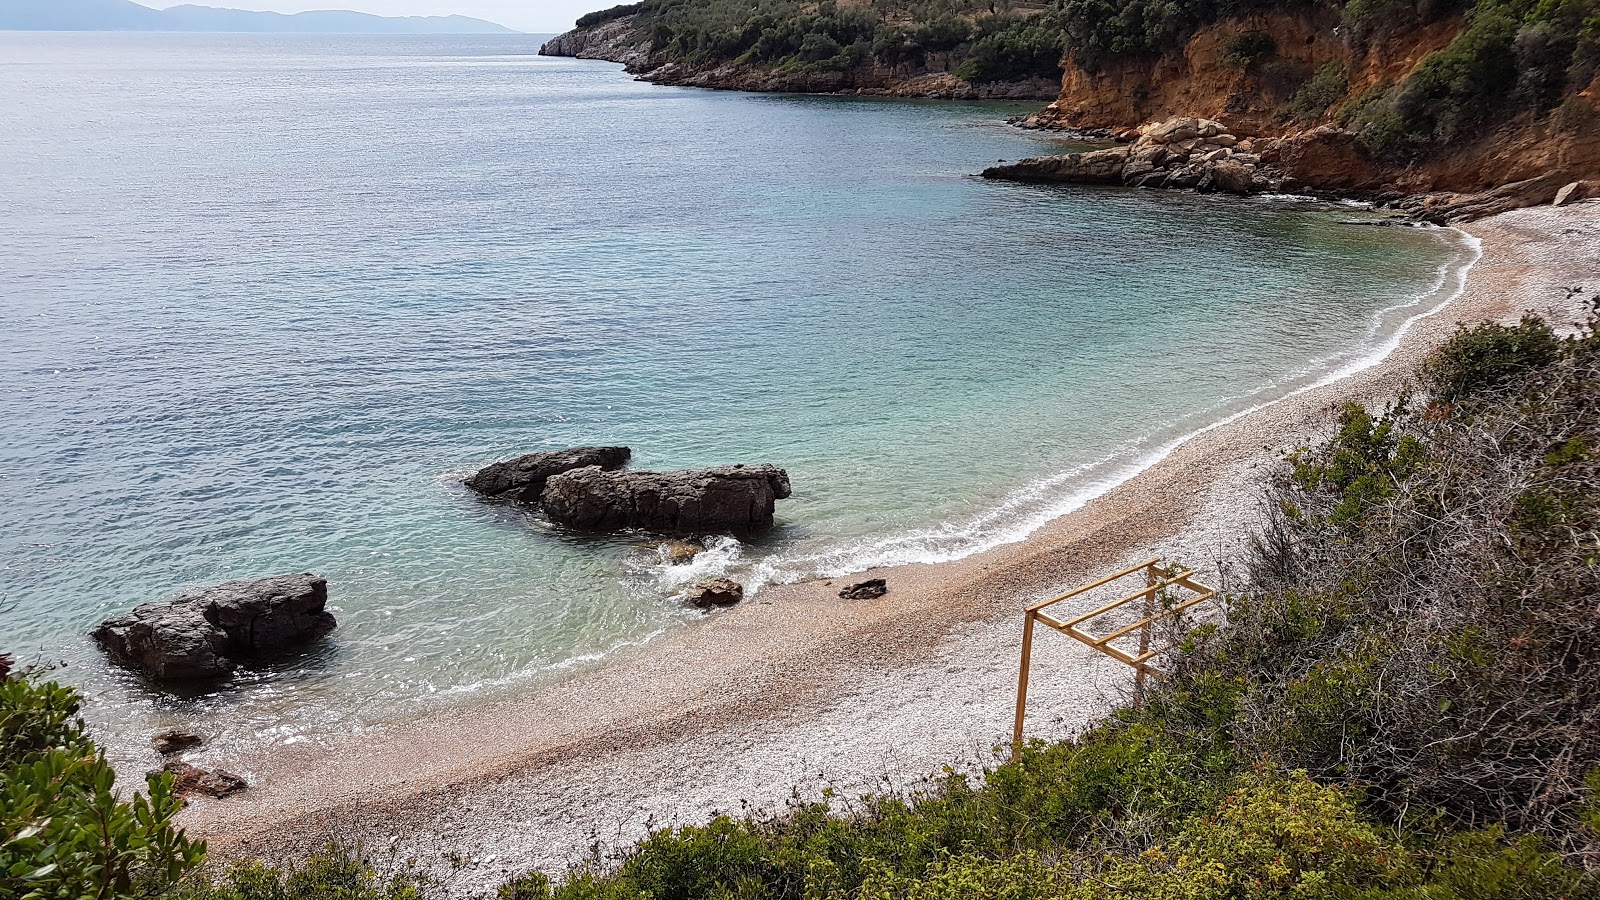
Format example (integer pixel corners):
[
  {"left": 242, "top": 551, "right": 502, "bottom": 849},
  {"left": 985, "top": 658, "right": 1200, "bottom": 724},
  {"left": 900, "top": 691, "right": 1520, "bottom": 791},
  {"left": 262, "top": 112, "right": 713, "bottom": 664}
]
[
  {"left": 158, "top": 760, "right": 247, "bottom": 799},
  {"left": 839, "top": 578, "right": 888, "bottom": 600}
]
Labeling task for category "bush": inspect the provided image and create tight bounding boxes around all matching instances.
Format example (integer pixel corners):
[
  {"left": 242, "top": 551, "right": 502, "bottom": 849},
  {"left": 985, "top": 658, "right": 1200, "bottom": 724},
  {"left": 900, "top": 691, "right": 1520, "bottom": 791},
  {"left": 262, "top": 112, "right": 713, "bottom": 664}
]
[
  {"left": 574, "top": 2, "right": 645, "bottom": 29},
  {"left": 1, "top": 673, "right": 205, "bottom": 899},
  {"left": 1421, "top": 315, "right": 1560, "bottom": 402},
  {"left": 174, "top": 847, "right": 431, "bottom": 900},
  {"left": 1220, "top": 31, "right": 1276, "bottom": 70},
  {"left": 1290, "top": 61, "right": 1348, "bottom": 121}
]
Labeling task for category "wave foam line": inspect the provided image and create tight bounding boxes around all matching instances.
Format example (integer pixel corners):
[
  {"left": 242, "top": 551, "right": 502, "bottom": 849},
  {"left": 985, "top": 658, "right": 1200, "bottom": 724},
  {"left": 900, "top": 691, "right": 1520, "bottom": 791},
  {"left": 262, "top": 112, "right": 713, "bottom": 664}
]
[{"left": 741, "top": 228, "right": 1484, "bottom": 590}]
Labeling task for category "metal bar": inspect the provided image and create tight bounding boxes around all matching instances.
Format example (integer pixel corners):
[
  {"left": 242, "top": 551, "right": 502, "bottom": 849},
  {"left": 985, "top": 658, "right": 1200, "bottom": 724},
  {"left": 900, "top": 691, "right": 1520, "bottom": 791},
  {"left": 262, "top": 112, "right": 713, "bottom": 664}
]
[{"left": 1026, "top": 558, "right": 1159, "bottom": 612}]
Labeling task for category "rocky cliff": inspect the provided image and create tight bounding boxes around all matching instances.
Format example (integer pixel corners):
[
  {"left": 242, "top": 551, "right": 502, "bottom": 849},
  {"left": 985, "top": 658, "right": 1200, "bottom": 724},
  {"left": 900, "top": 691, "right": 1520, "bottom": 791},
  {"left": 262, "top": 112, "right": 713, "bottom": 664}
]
[{"left": 1019, "top": 8, "right": 1600, "bottom": 204}]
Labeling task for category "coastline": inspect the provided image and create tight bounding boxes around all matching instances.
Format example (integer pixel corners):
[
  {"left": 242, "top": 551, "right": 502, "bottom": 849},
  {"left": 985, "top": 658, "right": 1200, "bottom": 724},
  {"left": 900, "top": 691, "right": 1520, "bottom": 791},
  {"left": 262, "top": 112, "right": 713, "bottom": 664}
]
[{"left": 180, "top": 203, "right": 1600, "bottom": 896}]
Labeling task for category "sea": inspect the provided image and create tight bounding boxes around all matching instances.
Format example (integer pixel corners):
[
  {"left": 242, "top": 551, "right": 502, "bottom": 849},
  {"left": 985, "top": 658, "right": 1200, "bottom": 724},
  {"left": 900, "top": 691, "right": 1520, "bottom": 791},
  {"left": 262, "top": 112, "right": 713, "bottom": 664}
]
[{"left": 0, "top": 32, "right": 1476, "bottom": 764}]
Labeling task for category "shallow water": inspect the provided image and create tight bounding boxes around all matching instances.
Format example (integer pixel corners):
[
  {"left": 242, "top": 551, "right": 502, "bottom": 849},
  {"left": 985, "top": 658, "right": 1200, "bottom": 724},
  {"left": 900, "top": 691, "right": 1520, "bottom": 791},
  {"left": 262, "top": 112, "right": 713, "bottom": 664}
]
[{"left": 0, "top": 32, "right": 1471, "bottom": 761}]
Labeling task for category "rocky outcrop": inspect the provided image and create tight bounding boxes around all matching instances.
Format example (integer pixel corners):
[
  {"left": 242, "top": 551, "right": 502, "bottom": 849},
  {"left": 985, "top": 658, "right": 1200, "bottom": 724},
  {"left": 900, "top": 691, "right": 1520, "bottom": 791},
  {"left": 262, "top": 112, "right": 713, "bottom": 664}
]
[
  {"left": 466, "top": 446, "right": 631, "bottom": 503},
  {"left": 92, "top": 574, "right": 336, "bottom": 682},
  {"left": 539, "top": 15, "right": 652, "bottom": 68},
  {"left": 686, "top": 578, "right": 744, "bottom": 609},
  {"left": 985, "top": 117, "right": 1286, "bottom": 195},
  {"left": 541, "top": 464, "right": 791, "bottom": 537}
]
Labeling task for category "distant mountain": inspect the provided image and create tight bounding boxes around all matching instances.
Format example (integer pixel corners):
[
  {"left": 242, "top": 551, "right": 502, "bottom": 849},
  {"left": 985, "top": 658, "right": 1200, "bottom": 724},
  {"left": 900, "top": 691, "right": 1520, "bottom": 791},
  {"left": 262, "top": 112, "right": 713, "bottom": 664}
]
[{"left": 2, "top": 0, "right": 515, "bottom": 33}]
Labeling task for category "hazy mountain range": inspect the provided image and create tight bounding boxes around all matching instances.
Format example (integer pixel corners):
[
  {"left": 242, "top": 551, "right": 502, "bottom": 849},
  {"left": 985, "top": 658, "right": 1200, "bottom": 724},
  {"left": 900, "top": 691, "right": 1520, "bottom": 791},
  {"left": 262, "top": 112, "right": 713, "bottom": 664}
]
[{"left": 3, "top": 0, "right": 515, "bottom": 33}]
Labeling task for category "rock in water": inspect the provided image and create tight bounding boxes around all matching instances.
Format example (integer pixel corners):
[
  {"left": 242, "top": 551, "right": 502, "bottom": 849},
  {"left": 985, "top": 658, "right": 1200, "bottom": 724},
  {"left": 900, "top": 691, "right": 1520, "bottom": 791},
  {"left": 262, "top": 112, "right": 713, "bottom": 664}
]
[
  {"left": 686, "top": 578, "right": 744, "bottom": 609},
  {"left": 92, "top": 574, "right": 336, "bottom": 682},
  {"left": 151, "top": 728, "right": 206, "bottom": 755},
  {"left": 839, "top": 578, "right": 888, "bottom": 600},
  {"left": 157, "top": 761, "right": 247, "bottom": 799},
  {"left": 465, "top": 446, "right": 631, "bottom": 503},
  {"left": 541, "top": 464, "right": 792, "bottom": 537}
]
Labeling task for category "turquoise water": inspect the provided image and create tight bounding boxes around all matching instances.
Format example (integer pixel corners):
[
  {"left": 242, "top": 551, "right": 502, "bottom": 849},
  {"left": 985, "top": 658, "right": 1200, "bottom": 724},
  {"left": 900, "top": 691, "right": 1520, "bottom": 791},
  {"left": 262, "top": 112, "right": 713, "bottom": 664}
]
[{"left": 0, "top": 33, "right": 1471, "bottom": 759}]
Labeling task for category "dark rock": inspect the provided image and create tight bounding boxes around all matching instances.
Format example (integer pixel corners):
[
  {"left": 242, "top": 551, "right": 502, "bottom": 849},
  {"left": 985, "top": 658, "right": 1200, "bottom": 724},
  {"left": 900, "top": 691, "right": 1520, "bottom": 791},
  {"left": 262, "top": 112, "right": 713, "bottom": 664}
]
[
  {"left": 839, "top": 578, "right": 888, "bottom": 600},
  {"left": 92, "top": 574, "right": 335, "bottom": 682},
  {"left": 1210, "top": 160, "right": 1256, "bottom": 195},
  {"left": 686, "top": 578, "right": 744, "bottom": 609},
  {"left": 541, "top": 464, "right": 792, "bottom": 537},
  {"left": 981, "top": 146, "right": 1129, "bottom": 184},
  {"left": 152, "top": 728, "right": 206, "bottom": 755},
  {"left": 158, "top": 761, "right": 247, "bottom": 799},
  {"left": 1164, "top": 165, "right": 1206, "bottom": 189},
  {"left": 465, "top": 446, "right": 631, "bottom": 503}
]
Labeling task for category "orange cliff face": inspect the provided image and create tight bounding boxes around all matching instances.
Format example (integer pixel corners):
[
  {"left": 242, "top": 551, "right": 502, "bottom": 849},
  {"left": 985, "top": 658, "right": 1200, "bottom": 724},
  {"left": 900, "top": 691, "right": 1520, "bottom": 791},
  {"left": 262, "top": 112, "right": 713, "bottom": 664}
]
[{"left": 1029, "top": 9, "right": 1600, "bottom": 198}]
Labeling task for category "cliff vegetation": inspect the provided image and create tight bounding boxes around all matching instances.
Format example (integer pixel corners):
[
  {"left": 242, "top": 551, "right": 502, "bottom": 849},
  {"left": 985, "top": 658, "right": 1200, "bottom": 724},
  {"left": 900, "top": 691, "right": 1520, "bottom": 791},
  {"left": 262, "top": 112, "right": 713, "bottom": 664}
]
[{"left": 10, "top": 305, "right": 1600, "bottom": 898}]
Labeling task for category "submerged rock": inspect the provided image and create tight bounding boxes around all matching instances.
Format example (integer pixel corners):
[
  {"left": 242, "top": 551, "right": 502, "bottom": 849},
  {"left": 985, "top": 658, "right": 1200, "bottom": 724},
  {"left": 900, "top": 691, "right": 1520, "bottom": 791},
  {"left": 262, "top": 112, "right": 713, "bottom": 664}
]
[
  {"left": 839, "top": 578, "right": 888, "bottom": 600},
  {"left": 151, "top": 728, "right": 206, "bottom": 755},
  {"left": 158, "top": 761, "right": 247, "bottom": 799},
  {"left": 686, "top": 578, "right": 744, "bottom": 609},
  {"left": 465, "top": 446, "right": 631, "bottom": 503},
  {"left": 541, "top": 464, "right": 791, "bottom": 537},
  {"left": 91, "top": 574, "right": 335, "bottom": 682}
]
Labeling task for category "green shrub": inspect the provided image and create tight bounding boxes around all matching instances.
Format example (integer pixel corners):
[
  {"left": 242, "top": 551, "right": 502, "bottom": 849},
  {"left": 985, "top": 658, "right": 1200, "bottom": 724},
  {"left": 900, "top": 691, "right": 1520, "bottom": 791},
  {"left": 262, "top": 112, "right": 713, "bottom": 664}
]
[
  {"left": 1422, "top": 315, "right": 1560, "bottom": 402},
  {"left": 575, "top": 2, "right": 645, "bottom": 29},
  {"left": 1220, "top": 31, "right": 1276, "bottom": 69},
  {"left": 175, "top": 847, "right": 430, "bottom": 900},
  {"left": 1, "top": 673, "right": 205, "bottom": 899},
  {"left": 1290, "top": 61, "right": 1349, "bottom": 121}
]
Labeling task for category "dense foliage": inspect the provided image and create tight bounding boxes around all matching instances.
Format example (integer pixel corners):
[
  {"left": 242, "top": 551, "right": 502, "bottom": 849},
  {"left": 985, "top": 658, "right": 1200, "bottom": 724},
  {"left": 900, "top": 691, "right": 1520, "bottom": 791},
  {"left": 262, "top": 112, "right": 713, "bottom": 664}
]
[
  {"left": 1, "top": 667, "right": 204, "bottom": 899},
  {"left": 1348, "top": 0, "right": 1600, "bottom": 156}
]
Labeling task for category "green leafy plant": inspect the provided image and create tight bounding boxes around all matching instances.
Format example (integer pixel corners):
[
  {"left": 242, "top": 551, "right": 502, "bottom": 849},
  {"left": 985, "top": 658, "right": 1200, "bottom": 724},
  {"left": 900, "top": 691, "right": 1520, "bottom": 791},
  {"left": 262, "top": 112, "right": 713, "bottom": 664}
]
[{"left": 1, "top": 673, "right": 205, "bottom": 899}]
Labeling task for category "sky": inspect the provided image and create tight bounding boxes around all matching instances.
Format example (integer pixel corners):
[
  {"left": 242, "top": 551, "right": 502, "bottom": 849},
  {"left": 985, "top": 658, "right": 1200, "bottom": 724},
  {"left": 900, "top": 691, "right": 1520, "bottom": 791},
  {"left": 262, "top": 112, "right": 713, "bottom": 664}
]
[{"left": 141, "top": 0, "right": 593, "bottom": 33}]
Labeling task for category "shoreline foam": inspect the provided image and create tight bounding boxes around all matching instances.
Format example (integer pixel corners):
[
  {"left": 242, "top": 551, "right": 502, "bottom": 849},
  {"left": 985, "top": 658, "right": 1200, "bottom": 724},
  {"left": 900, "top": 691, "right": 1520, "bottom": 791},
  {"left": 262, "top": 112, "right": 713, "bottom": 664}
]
[{"left": 178, "top": 203, "right": 1598, "bottom": 897}]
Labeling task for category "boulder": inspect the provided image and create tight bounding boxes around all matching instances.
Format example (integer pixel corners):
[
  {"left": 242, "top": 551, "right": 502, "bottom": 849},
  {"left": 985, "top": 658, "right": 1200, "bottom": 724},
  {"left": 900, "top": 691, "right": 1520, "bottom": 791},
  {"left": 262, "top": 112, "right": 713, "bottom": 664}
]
[
  {"left": 1553, "top": 181, "right": 1585, "bottom": 207},
  {"left": 92, "top": 574, "right": 335, "bottom": 681},
  {"left": 465, "top": 446, "right": 631, "bottom": 503},
  {"left": 839, "top": 578, "right": 888, "bottom": 600},
  {"left": 1211, "top": 161, "right": 1257, "bottom": 195},
  {"left": 151, "top": 728, "right": 206, "bottom": 755},
  {"left": 1147, "top": 117, "right": 1199, "bottom": 143},
  {"left": 157, "top": 761, "right": 247, "bottom": 799},
  {"left": 541, "top": 464, "right": 792, "bottom": 537},
  {"left": 686, "top": 578, "right": 744, "bottom": 609}
]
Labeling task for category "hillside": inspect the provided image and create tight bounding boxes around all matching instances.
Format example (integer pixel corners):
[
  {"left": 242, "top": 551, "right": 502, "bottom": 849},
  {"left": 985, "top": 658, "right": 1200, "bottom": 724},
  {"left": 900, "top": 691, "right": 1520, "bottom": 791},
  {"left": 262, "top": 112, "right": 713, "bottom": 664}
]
[
  {"left": 1, "top": 0, "right": 514, "bottom": 33},
  {"left": 537, "top": 0, "right": 1070, "bottom": 99},
  {"left": 544, "top": 0, "right": 1600, "bottom": 201}
]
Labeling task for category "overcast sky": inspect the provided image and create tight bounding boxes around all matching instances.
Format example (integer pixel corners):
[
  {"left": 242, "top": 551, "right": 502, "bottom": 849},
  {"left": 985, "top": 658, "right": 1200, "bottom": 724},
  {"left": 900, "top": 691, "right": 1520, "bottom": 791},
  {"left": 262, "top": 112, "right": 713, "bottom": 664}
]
[{"left": 142, "top": 0, "right": 594, "bottom": 34}]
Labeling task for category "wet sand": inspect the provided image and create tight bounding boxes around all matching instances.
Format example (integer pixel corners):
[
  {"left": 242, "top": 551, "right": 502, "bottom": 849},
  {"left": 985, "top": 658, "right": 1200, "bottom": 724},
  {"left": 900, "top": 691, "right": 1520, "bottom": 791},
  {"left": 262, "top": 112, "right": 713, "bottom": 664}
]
[{"left": 181, "top": 203, "right": 1600, "bottom": 895}]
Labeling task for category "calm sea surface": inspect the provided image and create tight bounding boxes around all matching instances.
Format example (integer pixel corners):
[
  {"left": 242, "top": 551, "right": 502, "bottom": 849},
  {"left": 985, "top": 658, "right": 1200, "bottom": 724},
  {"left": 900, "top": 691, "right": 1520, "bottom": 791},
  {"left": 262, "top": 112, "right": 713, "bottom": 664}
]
[{"left": 0, "top": 33, "right": 1472, "bottom": 762}]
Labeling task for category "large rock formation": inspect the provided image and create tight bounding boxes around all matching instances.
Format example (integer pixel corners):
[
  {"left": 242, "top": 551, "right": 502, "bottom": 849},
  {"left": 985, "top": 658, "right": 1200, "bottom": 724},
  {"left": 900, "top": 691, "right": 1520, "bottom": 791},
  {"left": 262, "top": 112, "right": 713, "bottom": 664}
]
[
  {"left": 984, "top": 117, "right": 1285, "bottom": 195},
  {"left": 541, "top": 464, "right": 792, "bottom": 537},
  {"left": 465, "top": 446, "right": 631, "bottom": 503},
  {"left": 92, "top": 574, "right": 336, "bottom": 681}
]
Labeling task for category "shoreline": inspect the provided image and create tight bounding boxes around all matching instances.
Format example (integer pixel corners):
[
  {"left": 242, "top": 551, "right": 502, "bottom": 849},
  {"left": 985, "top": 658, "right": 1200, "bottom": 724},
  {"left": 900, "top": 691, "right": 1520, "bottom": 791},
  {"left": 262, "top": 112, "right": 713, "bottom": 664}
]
[{"left": 179, "top": 203, "right": 1599, "bottom": 896}]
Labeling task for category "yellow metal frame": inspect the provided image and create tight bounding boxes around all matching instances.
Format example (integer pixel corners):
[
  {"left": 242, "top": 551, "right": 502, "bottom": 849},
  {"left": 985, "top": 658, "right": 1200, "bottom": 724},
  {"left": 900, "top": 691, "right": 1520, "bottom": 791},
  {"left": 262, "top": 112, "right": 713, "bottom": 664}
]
[{"left": 1012, "top": 558, "right": 1217, "bottom": 759}]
